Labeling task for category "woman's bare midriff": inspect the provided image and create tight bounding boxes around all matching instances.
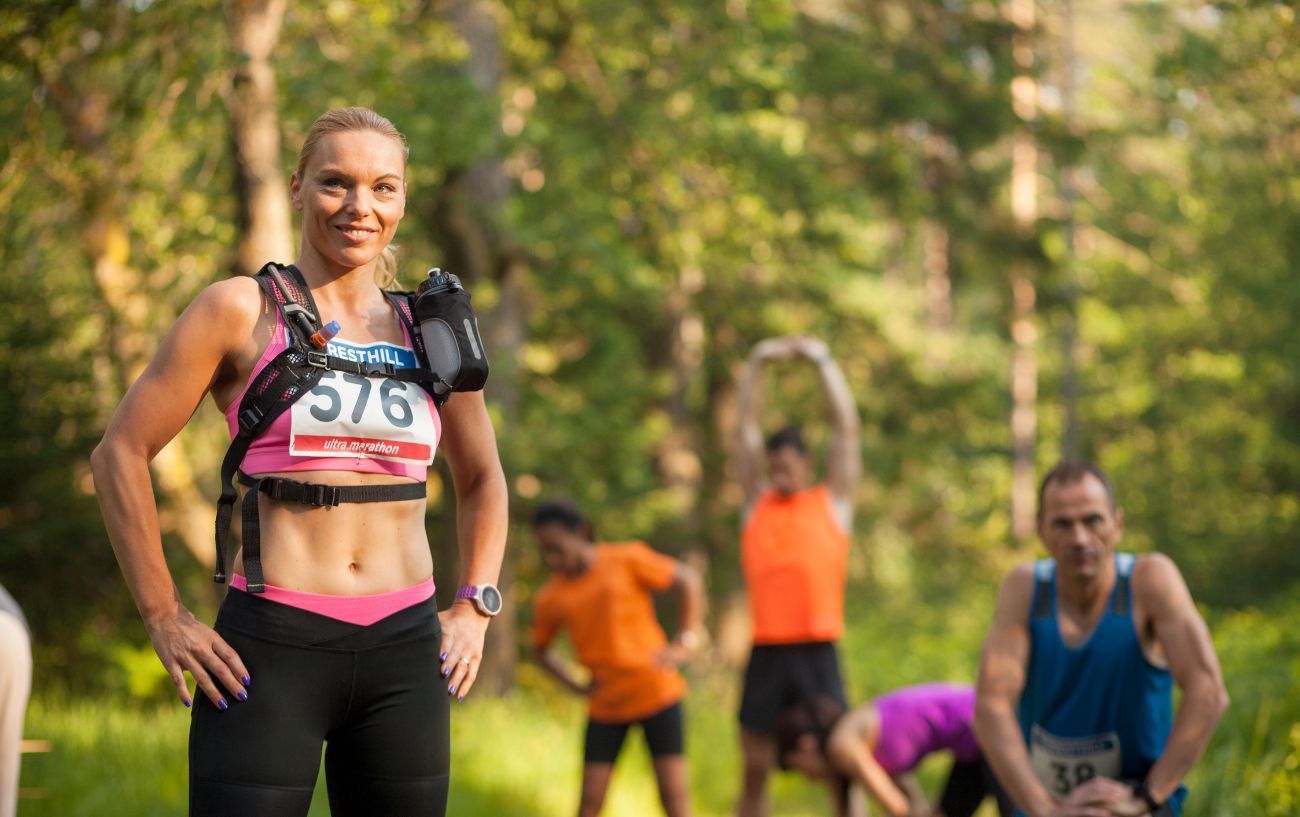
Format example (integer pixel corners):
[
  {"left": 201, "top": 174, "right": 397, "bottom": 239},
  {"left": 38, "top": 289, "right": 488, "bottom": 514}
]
[{"left": 231, "top": 469, "right": 435, "bottom": 595}]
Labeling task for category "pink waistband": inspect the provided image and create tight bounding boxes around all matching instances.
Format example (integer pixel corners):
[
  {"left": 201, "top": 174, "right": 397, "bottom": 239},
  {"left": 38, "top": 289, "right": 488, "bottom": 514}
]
[{"left": 230, "top": 574, "right": 436, "bottom": 626}]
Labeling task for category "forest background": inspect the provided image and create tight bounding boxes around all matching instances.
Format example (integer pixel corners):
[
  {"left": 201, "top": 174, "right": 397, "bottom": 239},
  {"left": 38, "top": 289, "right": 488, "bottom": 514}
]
[{"left": 0, "top": 0, "right": 1297, "bottom": 814}]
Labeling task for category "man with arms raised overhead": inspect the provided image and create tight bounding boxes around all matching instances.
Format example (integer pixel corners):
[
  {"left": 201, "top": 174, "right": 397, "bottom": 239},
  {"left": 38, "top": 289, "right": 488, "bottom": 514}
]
[
  {"left": 974, "top": 462, "right": 1228, "bottom": 817},
  {"left": 733, "top": 335, "right": 861, "bottom": 817}
]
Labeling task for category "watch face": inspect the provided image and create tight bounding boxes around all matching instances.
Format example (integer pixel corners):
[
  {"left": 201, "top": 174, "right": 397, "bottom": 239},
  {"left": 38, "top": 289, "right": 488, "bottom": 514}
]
[{"left": 480, "top": 585, "right": 503, "bottom": 614}]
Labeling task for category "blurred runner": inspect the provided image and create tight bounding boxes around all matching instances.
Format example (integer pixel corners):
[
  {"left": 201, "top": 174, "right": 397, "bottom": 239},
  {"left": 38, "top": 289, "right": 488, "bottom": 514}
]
[
  {"left": 531, "top": 500, "right": 705, "bottom": 817},
  {"left": 975, "top": 462, "right": 1228, "bottom": 817},
  {"left": 733, "top": 334, "right": 861, "bottom": 817}
]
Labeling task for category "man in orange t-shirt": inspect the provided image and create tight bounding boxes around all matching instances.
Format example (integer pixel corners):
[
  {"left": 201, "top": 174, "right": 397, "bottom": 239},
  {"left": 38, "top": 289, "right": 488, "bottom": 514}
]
[
  {"left": 531, "top": 500, "right": 706, "bottom": 817},
  {"left": 734, "top": 335, "right": 861, "bottom": 817}
]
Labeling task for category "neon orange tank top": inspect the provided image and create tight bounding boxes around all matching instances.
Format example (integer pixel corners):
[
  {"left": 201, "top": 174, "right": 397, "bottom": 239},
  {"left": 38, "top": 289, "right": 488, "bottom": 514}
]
[{"left": 741, "top": 484, "right": 848, "bottom": 644}]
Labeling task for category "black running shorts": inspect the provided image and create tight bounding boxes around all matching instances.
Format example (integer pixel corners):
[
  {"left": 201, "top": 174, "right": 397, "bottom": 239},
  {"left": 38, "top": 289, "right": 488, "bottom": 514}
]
[
  {"left": 583, "top": 700, "right": 685, "bottom": 765},
  {"left": 738, "top": 641, "right": 845, "bottom": 735}
]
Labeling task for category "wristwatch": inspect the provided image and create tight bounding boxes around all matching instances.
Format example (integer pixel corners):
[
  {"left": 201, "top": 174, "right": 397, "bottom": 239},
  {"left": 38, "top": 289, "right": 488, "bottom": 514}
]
[
  {"left": 455, "top": 584, "right": 503, "bottom": 617},
  {"left": 1131, "top": 781, "right": 1163, "bottom": 815}
]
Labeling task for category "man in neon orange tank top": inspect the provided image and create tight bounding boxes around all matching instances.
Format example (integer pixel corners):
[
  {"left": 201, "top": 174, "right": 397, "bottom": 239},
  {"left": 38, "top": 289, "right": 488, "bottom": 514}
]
[{"left": 734, "top": 335, "right": 861, "bottom": 817}]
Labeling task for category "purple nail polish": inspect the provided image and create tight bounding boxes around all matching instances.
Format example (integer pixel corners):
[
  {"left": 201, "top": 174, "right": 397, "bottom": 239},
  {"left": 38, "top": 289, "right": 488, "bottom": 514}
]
[
  {"left": 448, "top": 685, "right": 457, "bottom": 695},
  {"left": 458, "top": 694, "right": 464, "bottom": 703},
  {"left": 440, "top": 652, "right": 448, "bottom": 661},
  {"left": 242, "top": 675, "right": 251, "bottom": 686},
  {"left": 217, "top": 699, "right": 229, "bottom": 711},
  {"left": 183, "top": 699, "right": 192, "bottom": 708},
  {"left": 442, "top": 668, "right": 450, "bottom": 678},
  {"left": 236, "top": 690, "right": 248, "bottom": 702}
]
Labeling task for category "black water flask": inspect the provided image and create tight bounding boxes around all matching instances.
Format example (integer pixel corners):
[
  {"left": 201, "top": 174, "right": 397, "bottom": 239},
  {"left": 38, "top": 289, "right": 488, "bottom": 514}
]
[{"left": 413, "top": 268, "right": 489, "bottom": 391}]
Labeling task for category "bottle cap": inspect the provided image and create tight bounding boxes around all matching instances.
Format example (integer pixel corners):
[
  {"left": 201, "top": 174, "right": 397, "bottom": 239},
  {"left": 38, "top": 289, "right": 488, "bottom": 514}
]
[{"left": 310, "top": 320, "right": 341, "bottom": 348}]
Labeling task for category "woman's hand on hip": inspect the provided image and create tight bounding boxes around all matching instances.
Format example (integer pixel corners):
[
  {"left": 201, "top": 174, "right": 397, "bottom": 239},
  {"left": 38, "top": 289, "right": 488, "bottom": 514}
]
[
  {"left": 146, "top": 605, "right": 249, "bottom": 710},
  {"left": 438, "top": 600, "right": 491, "bottom": 701}
]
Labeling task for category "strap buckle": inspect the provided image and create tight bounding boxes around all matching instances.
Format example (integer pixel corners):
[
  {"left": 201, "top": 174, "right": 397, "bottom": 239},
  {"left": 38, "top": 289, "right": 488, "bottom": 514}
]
[
  {"left": 237, "top": 406, "right": 264, "bottom": 433},
  {"left": 261, "top": 477, "right": 341, "bottom": 507},
  {"left": 366, "top": 362, "right": 397, "bottom": 377},
  {"left": 310, "top": 483, "right": 341, "bottom": 507},
  {"left": 306, "top": 350, "right": 328, "bottom": 368}
]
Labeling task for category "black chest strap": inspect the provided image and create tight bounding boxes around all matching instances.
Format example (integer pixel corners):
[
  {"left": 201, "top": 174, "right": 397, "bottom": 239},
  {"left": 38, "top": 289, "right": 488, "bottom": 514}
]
[{"left": 235, "top": 474, "right": 426, "bottom": 593}]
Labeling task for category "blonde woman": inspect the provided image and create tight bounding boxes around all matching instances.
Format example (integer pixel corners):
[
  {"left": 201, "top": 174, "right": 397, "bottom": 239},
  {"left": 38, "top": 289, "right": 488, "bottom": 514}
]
[{"left": 91, "top": 108, "right": 507, "bottom": 816}]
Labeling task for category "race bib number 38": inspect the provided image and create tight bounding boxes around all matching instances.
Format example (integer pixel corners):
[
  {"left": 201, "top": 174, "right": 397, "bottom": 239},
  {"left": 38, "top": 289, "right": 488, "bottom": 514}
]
[
  {"left": 290, "top": 340, "right": 438, "bottom": 465},
  {"left": 1030, "top": 725, "right": 1122, "bottom": 796}
]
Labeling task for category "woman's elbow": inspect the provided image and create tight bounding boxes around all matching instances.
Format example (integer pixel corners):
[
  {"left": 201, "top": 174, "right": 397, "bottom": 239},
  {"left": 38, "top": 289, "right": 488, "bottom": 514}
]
[
  {"left": 454, "top": 460, "right": 508, "bottom": 503},
  {"left": 89, "top": 436, "right": 119, "bottom": 482}
]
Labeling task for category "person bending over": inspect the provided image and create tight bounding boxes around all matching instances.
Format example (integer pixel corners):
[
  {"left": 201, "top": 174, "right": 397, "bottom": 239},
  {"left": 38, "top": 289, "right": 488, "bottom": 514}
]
[
  {"left": 777, "top": 685, "right": 1012, "bottom": 817},
  {"left": 974, "top": 462, "right": 1228, "bottom": 817},
  {"left": 531, "top": 500, "right": 705, "bottom": 817},
  {"left": 733, "top": 334, "right": 861, "bottom": 817}
]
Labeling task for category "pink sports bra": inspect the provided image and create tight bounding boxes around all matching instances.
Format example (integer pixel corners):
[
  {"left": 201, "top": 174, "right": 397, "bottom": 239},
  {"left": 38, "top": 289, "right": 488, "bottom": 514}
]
[{"left": 224, "top": 310, "right": 441, "bottom": 481}]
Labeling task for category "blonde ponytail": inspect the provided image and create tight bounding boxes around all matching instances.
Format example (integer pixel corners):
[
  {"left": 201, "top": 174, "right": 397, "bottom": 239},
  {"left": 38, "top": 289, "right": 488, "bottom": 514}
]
[{"left": 376, "top": 245, "right": 400, "bottom": 290}]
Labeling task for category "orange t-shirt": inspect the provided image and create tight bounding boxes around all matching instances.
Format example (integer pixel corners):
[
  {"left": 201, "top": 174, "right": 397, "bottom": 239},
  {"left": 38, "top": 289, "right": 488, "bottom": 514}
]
[
  {"left": 531, "top": 542, "right": 686, "bottom": 723},
  {"left": 741, "top": 484, "right": 848, "bottom": 644}
]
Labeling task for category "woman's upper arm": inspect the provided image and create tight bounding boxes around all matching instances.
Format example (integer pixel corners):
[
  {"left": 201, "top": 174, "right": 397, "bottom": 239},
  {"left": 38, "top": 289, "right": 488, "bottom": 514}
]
[
  {"left": 99, "top": 278, "right": 259, "bottom": 459},
  {"left": 438, "top": 390, "right": 504, "bottom": 490}
]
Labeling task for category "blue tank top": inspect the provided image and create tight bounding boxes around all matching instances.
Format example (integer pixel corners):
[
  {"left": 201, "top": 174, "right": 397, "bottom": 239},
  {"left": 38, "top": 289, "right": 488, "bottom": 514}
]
[{"left": 1018, "top": 553, "right": 1185, "bottom": 816}]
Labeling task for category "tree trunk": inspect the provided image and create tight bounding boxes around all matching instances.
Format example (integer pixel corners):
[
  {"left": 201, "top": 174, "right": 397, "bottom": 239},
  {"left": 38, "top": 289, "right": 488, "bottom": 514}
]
[
  {"left": 659, "top": 258, "right": 711, "bottom": 644},
  {"left": 1057, "top": 0, "right": 1083, "bottom": 461},
  {"left": 41, "top": 59, "right": 219, "bottom": 569},
  {"left": 1009, "top": 0, "right": 1039, "bottom": 543},
  {"left": 227, "top": 0, "right": 294, "bottom": 274},
  {"left": 660, "top": 260, "right": 706, "bottom": 534},
  {"left": 431, "top": 0, "right": 523, "bottom": 695},
  {"left": 922, "top": 134, "right": 954, "bottom": 341},
  {"left": 923, "top": 219, "right": 952, "bottom": 333}
]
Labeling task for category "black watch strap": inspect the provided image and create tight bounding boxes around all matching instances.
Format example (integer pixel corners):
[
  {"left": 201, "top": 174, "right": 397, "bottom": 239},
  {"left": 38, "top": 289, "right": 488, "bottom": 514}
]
[{"left": 1132, "top": 781, "right": 1162, "bottom": 814}]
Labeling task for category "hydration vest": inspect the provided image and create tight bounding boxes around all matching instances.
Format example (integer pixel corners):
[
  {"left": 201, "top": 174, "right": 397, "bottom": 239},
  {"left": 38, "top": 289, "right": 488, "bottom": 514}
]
[{"left": 213, "top": 262, "right": 456, "bottom": 593}]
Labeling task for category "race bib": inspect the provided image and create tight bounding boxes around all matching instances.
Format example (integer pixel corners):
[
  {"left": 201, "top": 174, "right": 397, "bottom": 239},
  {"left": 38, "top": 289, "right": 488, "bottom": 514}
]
[
  {"left": 1030, "top": 725, "right": 1122, "bottom": 796},
  {"left": 290, "top": 340, "right": 438, "bottom": 465}
]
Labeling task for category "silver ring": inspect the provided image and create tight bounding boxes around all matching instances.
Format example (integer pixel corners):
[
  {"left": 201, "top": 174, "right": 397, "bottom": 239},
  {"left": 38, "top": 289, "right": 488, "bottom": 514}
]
[{"left": 460, "top": 657, "right": 471, "bottom": 665}]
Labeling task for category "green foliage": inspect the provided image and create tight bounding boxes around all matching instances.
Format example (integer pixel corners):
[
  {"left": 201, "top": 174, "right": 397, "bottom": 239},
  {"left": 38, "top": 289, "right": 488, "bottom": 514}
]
[
  {"left": 0, "top": 1, "right": 1294, "bottom": 789},
  {"left": 1184, "top": 598, "right": 1300, "bottom": 816}
]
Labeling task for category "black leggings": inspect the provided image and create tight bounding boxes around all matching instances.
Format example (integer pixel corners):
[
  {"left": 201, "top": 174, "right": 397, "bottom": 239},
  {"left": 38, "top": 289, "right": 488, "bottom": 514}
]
[
  {"left": 189, "top": 588, "right": 448, "bottom": 817},
  {"left": 937, "top": 755, "right": 1013, "bottom": 817}
]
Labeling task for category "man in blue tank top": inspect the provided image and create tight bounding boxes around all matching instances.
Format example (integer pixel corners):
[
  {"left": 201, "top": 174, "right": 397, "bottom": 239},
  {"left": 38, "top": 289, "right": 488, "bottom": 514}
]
[{"left": 973, "top": 462, "right": 1228, "bottom": 817}]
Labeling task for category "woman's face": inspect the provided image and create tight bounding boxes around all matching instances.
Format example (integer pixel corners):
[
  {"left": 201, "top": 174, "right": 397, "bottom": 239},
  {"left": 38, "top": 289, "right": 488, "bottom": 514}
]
[{"left": 291, "top": 129, "right": 406, "bottom": 274}]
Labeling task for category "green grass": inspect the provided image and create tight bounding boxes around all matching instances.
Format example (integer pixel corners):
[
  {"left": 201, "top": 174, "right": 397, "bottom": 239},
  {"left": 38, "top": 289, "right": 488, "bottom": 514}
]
[
  {"left": 18, "top": 594, "right": 1300, "bottom": 816},
  {"left": 15, "top": 686, "right": 838, "bottom": 817}
]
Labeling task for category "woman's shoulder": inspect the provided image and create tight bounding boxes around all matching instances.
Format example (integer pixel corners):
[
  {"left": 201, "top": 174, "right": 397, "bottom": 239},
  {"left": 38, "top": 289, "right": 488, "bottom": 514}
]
[
  {"left": 167, "top": 277, "right": 274, "bottom": 377},
  {"left": 180, "top": 276, "right": 266, "bottom": 339},
  {"left": 197, "top": 275, "right": 264, "bottom": 318}
]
